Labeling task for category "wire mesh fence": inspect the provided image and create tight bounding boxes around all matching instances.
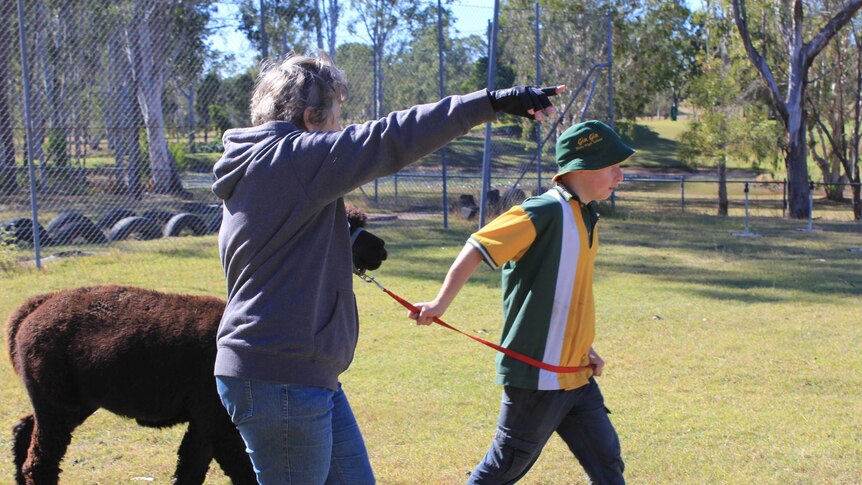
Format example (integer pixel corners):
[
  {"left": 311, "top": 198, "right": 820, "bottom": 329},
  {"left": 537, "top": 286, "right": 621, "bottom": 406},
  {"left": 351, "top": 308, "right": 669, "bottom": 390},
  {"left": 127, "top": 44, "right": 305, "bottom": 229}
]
[
  {"left": 1, "top": 1, "right": 855, "bottom": 275},
  {"left": 0, "top": 0, "right": 618, "bottom": 268}
]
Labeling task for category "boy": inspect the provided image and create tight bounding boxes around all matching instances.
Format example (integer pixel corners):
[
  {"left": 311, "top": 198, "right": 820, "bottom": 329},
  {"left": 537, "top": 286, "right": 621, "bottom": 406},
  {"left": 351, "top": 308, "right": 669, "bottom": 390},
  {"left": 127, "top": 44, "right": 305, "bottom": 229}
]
[{"left": 411, "top": 120, "right": 632, "bottom": 484}]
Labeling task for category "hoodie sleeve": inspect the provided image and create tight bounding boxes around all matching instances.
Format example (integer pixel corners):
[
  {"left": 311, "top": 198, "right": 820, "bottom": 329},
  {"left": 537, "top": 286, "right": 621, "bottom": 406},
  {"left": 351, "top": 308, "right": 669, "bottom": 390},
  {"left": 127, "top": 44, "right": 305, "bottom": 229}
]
[{"left": 289, "top": 90, "right": 495, "bottom": 207}]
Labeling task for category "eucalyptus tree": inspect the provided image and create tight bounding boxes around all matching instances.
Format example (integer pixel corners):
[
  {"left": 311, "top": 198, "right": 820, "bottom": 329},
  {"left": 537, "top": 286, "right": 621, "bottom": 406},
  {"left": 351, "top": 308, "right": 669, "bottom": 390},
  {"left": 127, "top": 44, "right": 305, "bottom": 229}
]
[
  {"left": 614, "top": 0, "right": 698, "bottom": 120},
  {"left": 238, "top": 0, "right": 318, "bottom": 60},
  {"left": 680, "top": 1, "right": 782, "bottom": 215},
  {"left": 349, "top": 0, "right": 424, "bottom": 118},
  {"left": 807, "top": 14, "right": 862, "bottom": 219},
  {"left": 0, "top": 0, "right": 16, "bottom": 195},
  {"left": 732, "top": 0, "right": 862, "bottom": 218},
  {"left": 123, "top": 0, "right": 213, "bottom": 196},
  {"left": 384, "top": 2, "right": 479, "bottom": 110}
]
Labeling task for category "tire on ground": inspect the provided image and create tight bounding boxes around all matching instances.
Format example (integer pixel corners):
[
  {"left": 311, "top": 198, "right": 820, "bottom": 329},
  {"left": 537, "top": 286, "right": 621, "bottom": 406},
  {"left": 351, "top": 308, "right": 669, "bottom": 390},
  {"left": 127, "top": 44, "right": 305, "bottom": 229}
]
[
  {"left": 1, "top": 218, "right": 50, "bottom": 247},
  {"left": 141, "top": 209, "right": 175, "bottom": 226},
  {"left": 164, "top": 213, "right": 206, "bottom": 237},
  {"left": 98, "top": 208, "right": 137, "bottom": 230},
  {"left": 50, "top": 220, "right": 108, "bottom": 245},
  {"left": 46, "top": 210, "right": 90, "bottom": 235},
  {"left": 107, "top": 216, "right": 163, "bottom": 242}
]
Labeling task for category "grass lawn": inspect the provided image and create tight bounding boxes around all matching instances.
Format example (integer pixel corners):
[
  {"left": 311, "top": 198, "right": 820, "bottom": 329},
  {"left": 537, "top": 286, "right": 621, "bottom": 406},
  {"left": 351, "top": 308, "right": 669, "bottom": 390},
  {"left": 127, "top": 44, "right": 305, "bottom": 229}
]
[{"left": 1, "top": 210, "right": 860, "bottom": 484}]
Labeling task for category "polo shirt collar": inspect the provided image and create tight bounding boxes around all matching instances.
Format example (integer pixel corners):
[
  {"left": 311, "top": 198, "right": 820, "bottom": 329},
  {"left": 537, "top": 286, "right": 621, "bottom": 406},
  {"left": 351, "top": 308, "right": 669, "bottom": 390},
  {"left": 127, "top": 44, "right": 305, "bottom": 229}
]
[{"left": 554, "top": 183, "right": 585, "bottom": 206}]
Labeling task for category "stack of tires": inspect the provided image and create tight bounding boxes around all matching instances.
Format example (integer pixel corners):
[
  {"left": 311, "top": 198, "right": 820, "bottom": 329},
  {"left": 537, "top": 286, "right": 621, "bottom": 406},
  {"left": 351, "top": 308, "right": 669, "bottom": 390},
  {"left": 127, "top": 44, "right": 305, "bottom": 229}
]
[{"left": 1, "top": 206, "right": 222, "bottom": 248}]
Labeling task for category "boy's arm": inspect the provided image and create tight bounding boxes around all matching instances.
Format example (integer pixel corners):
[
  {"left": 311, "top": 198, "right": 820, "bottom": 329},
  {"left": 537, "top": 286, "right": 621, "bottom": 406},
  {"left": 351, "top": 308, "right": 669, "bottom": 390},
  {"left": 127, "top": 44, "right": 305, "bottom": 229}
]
[{"left": 410, "top": 243, "right": 483, "bottom": 325}]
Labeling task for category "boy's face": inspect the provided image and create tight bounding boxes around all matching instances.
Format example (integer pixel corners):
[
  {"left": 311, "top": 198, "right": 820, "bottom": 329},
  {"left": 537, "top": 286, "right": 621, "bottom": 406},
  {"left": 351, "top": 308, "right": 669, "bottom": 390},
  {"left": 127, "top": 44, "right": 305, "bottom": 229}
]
[{"left": 561, "top": 163, "right": 624, "bottom": 203}]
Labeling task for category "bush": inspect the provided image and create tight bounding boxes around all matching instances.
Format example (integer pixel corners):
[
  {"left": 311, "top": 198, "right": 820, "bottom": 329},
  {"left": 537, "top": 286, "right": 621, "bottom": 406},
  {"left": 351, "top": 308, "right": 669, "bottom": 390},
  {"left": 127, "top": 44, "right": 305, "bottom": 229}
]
[
  {"left": 0, "top": 229, "right": 19, "bottom": 271},
  {"left": 169, "top": 141, "right": 188, "bottom": 168}
]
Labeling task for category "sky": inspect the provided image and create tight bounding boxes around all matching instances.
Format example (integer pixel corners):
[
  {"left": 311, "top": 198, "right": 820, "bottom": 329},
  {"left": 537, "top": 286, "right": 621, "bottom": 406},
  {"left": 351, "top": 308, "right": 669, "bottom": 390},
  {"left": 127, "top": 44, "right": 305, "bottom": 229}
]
[
  {"left": 208, "top": 1, "right": 532, "bottom": 74},
  {"left": 208, "top": 1, "right": 703, "bottom": 75}
]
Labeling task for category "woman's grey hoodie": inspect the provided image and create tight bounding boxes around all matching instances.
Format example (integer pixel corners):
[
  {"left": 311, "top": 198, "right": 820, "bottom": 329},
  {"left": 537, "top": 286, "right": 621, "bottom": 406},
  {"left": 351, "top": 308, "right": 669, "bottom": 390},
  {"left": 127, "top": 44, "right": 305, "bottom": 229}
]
[{"left": 212, "top": 90, "right": 495, "bottom": 390}]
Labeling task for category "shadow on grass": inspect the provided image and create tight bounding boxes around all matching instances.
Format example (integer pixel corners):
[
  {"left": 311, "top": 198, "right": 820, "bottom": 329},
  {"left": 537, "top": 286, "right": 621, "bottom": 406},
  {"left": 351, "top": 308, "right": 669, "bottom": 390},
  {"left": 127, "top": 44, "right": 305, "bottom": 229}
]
[
  {"left": 373, "top": 212, "right": 862, "bottom": 303},
  {"left": 600, "top": 213, "right": 862, "bottom": 300},
  {"left": 623, "top": 123, "right": 691, "bottom": 170}
]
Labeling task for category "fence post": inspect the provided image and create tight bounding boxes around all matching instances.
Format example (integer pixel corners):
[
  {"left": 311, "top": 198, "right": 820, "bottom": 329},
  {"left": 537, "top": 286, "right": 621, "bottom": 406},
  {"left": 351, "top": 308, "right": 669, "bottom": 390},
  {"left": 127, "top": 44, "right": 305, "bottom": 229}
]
[
  {"left": 680, "top": 176, "right": 685, "bottom": 213},
  {"left": 17, "top": 0, "right": 42, "bottom": 269},
  {"left": 606, "top": 10, "right": 614, "bottom": 128},
  {"left": 732, "top": 182, "right": 759, "bottom": 238},
  {"left": 782, "top": 178, "right": 787, "bottom": 217},
  {"left": 534, "top": 1, "right": 542, "bottom": 193},
  {"left": 480, "top": 5, "right": 500, "bottom": 228},
  {"left": 437, "top": 0, "right": 448, "bottom": 229}
]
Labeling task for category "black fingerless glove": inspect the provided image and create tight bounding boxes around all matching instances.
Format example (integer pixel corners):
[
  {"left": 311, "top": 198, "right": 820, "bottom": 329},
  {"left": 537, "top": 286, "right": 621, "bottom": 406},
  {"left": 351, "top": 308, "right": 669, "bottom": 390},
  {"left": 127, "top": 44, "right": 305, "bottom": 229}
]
[
  {"left": 350, "top": 226, "right": 387, "bottom": 272},
  {"left": 486, "top": 85, "right": 558, "bottom": 119}
]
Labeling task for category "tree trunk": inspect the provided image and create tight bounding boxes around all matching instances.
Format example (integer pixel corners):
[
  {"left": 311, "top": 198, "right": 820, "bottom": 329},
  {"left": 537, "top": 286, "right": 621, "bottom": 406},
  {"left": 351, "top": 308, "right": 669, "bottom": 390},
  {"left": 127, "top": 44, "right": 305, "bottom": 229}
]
[
  {"left": 129, "top": 5, "right": 187, "bottom": 197},
  {"left": 785, "top": 102, "right": 811, "bottom": 219},
  {"left": 718, "top": 157, "right": 728, "bottom": 216},
  {"left": 104, "top": 32, "right": 143, "bottom": 198},
  {"left": 0, "top": 0, "right": 17, "bottom": 195},
  {"left": 186, "top": 82, "right": 195, "bottom": 151},
  {"left": 852, "top": 181, "right": 861, "bottom": 220}
]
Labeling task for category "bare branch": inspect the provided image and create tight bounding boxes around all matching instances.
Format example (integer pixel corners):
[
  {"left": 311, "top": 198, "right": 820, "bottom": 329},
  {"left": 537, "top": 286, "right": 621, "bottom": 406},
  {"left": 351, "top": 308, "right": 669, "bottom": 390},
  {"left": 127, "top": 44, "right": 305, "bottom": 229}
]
[
  {"left": 804, "top": 0, "right": 862, "bottom": 64},
  {"left": 731, "top": 0, "right": 789, "bottom": 121}
]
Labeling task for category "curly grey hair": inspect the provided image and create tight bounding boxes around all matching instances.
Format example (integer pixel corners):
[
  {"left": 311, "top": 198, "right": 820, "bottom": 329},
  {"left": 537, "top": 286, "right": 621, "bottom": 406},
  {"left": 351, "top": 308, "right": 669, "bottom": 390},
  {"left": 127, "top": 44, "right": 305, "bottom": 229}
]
[{"left": 249, "top": 53, "right": 348, "bottom": 129}]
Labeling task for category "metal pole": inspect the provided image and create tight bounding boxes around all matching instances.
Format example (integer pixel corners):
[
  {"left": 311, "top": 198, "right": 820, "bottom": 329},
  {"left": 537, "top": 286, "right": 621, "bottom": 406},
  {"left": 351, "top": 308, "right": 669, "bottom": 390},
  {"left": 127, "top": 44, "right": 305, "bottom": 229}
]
[
  {"left": 744, "top": 182, "right": 750, "bottom": 234},
  {"left": 535, "top": 2, "right": 542, "bottom": 193},
  {"left": 681, "top": 176, "right": 685, "bottom": 213},
  {"left": 17, "top": 0, "right": 41, "bottom": 269},
  {"left": 606, "top": 10, "right": 614, "bottom": 128},
  {"left": 437, "top": 0, "right": 449, "bottom": 229},
  {"left": 480, "top": 3, "right": 500, "bottom": 228},
  {"left": 807, "top": 181, "right": 814, "bottom": 231}
]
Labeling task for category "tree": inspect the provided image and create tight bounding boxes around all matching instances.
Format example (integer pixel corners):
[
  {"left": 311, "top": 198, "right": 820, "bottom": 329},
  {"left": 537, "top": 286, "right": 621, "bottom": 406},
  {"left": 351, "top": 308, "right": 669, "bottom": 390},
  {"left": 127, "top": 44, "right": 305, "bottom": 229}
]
[
  {"left": 315, "top": 0, "right": 340, "bottom": 59},
  {"left": 0, "top": 0, "right": 17, "bottom": 195},
  {"left": 196, "top": 70, "right": 221, "bottom": 143},
  {"left": 124, "top": 1, "right": 212, "bottom": 196},
  {"left": 613, "top": 0, "right": 699, "bottom": 120},
  {"left": 238, "top": 0, "right": 317, "bottom": 60},
  {"left": 807, "top": 19, "right": 862, "bottom": 220},
  {"left": 732, "top": 0, "right": 862, "bottom": 218},
  {"left": 350, "top": 0, "right": 423, "bottom": 117}
]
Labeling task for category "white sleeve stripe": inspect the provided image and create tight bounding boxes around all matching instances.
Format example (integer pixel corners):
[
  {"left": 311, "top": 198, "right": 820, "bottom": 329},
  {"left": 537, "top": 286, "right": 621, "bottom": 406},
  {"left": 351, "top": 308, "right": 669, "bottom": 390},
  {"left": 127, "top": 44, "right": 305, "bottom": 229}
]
[{"left": 467, "top": 237, "right": 499, "bottom": 270}]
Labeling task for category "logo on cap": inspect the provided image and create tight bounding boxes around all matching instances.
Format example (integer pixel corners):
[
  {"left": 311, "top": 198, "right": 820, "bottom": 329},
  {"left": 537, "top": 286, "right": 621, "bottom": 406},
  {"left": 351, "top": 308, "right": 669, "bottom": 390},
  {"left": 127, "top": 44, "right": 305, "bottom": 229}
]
[{"left": 576, "top": 132, "right": 603, "bottom": 151}]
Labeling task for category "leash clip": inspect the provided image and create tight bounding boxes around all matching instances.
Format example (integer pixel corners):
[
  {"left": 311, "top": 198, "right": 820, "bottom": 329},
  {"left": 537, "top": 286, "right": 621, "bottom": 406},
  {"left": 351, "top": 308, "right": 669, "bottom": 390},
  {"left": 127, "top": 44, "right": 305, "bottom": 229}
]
[{"left": 353, "top": 269, "right": 385, "bottom": 291}]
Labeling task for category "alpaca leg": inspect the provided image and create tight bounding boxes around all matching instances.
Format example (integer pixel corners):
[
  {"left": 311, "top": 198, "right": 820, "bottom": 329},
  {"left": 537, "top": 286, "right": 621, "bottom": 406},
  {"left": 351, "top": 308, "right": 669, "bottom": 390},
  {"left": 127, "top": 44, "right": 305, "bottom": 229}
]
[
  {"left": 211, "top": 421, "right": 256, "bottom": 485},
  {"left": 173, "top": 421, "right": 213, "bottom": 485},
  {"left": 20, "top": 411, "right": 77, "bottom": 485},
  {"left": 12, "top": 415, "right": 34, "bottom": 485}
]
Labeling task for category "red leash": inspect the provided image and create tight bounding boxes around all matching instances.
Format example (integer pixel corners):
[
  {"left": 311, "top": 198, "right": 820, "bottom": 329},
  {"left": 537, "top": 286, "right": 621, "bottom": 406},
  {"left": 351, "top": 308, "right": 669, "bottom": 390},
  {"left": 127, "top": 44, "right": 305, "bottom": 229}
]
[{"left": 356, "top": 272, "right": 595, "bottom": 374}]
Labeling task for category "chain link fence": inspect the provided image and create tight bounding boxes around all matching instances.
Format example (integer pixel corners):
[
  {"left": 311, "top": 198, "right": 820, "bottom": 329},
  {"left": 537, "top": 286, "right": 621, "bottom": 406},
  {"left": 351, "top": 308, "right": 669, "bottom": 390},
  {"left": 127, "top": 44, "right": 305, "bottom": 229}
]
[
  {"left": 6, "top": 1, "right": 851, "bottom": 274},
  {"left": 0, "top": 0, "right": 618, "bottom": 269}
]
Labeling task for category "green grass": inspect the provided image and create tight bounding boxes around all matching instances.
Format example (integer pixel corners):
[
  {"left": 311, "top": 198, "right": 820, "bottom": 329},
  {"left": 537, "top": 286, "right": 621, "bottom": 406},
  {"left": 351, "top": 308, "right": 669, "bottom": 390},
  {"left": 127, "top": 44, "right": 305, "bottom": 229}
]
[{"left": 1, "top": 212, "right": 860, "bottom": 483}]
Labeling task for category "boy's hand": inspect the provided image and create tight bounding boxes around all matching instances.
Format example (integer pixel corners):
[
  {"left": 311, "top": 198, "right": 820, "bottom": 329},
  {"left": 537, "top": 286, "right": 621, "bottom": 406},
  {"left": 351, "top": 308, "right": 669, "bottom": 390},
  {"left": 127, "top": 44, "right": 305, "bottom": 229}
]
[
  {"left": 408, "top": 300, "right": 446, "bottom": 326},
  {"left": 589, "top": 347, "right": 605, "bottom": 376},
  {"left": 487, "top": 85, "right": 566, "bottom": 121}
]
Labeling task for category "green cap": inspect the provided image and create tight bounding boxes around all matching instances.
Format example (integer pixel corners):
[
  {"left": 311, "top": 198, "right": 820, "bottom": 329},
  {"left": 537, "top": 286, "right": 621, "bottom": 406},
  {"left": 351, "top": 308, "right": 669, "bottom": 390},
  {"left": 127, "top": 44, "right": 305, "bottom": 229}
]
[{"left": 554, "top": 120, "right": 635, "bottom": 180}]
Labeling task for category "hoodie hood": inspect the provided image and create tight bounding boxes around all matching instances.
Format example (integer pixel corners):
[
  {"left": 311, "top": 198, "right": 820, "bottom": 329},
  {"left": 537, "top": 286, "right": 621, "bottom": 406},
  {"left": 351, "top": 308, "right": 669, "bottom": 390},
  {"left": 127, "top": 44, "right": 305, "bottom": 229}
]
[{"left": 212, "top": 121, "right": 301, "bottom": 200}]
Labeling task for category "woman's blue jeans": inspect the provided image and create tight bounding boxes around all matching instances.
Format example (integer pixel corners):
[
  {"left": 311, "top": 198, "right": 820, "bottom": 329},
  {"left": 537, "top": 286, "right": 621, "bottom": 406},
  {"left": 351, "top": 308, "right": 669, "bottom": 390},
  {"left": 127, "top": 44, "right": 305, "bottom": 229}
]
[
  {"left": 216, "top": 376, "right": 375, "bottom": 485},
  {"left": 468, "top": 378, "right": 624, "bottom": 485}
]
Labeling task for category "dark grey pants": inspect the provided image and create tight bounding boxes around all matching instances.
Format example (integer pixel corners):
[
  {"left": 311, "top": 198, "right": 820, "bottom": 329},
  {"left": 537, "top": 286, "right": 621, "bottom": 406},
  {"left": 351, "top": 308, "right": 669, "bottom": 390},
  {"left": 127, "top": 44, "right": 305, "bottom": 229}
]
[{"left": 468, "top": 378, "right": 624, "bottom": 485}]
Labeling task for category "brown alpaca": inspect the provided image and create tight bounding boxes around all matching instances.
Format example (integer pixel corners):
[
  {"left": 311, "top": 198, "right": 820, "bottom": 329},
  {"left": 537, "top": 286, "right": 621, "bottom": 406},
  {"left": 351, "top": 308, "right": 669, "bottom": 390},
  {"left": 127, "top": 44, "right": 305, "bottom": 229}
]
[{"left": 6, "top": 285, "right": 255, "bottom": 485}]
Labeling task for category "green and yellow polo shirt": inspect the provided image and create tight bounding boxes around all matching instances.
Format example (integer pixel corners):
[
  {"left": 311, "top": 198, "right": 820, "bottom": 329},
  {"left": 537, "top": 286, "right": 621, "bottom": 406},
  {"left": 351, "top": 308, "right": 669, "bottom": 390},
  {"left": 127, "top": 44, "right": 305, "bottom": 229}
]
[{"left": 468, "top": 185, "right": 599, "bottom": 390}]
